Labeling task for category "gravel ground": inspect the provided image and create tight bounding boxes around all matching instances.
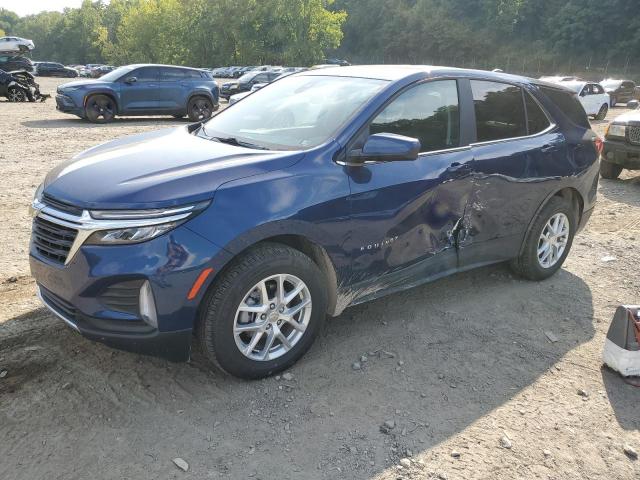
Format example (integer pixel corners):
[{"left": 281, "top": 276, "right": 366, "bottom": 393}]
[{"left": 0, "top": 77, "right": 639, "bottom": 480}]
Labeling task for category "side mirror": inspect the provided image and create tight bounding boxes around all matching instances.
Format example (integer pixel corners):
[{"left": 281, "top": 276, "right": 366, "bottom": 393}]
[
  {"left": 628, "top": 99, "right": 640, "bottom": 110},
  {"left": 347, "top": 133, "right": 421, "bottom": 165},
  {"left": 124, "top": 76, "right": 137, "bottom": 84}
]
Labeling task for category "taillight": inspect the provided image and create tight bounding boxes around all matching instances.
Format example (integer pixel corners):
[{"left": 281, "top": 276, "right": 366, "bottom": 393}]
[{"left": 594, "top": 136, "right": 604, "bottom": 155}]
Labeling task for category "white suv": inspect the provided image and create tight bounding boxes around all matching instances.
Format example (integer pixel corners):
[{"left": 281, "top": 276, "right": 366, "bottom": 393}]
[{"left": 0, "top": 36, "right": 35, "bottom": 53}]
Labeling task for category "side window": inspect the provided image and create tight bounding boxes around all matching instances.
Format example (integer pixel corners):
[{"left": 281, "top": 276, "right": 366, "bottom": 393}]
[
  {"left": 592, "top": 84, "right": 604, "bottom": 95},
  {"left": 254, "top": 73, "right": 270, "bottom": 83},
  {"left": 161, "top": 68, "right": 186, "bottom": 81},
  {"left": 185, "top": 69, "right": 202, "bottom": 79},
  {"left": 370, "top": 80, "right": 460, "bottom": 153},
  {"left": 132, "top": 67, "right": 159, "bottom": 82},
  {"left": 540, "top": 86, "right": 590, "bottom": 129},
  {"left": 524, "top": 91, "right": 551, "bottom": 135},
  {"left": 471, "top": 80, "right": 527, "bottom": 142}
]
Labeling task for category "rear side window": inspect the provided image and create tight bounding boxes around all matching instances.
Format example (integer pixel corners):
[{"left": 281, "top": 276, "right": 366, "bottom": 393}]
[
  {"left": 370, "top": 79, "right": 460, "bottom": 153},
  {"left": 471, "top": 80, "right": 526, "bottom": 142},
  {"left": 161, "top": 67, "right": 186, "bottom": 80},
  {"left": 524, "top": 92, "right": 551, "bottom": 135},
  {"left": 540, "top": 86, "right": 590, "bottom": 129}
]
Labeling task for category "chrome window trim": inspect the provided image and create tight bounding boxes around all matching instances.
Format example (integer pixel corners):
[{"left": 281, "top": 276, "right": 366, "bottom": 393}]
[{"left": 470, "top": 123, "right": 558, "bottom": 148}]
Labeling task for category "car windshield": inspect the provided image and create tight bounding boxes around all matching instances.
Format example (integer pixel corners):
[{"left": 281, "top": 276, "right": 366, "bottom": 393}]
[
  {"left": 99, "top": 65, "right": 135, "bottom": 82},
  {"left": 238, "top": 72, "right": 258, "bottom": 82},
  {"left": 201, "top": 75, "right": 387, "bottom": 150},
  {"left": 601, "top": 79, "right": 622, "bottom": 89}
]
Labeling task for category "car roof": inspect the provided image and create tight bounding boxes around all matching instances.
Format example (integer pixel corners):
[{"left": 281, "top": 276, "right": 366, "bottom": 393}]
[
  {"left": 126, "top": 63, "right": 205, "bottom": 72},
  {"left": 299, "top": 64, "right": 551, "bottom": 86}
]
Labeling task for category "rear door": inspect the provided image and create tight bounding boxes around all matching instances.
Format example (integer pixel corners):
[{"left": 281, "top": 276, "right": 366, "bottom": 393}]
[
  {"left": 345, "top": 79, "right": 475, "bottom": 288},
  {"left": 461, "top": 79, "right": 564, "bottom": 266},
  {"left": 119, "top": 66, "right": 161, "bottom": 113},
  {"left": 158, "top": 67, "right": 188, "bottom": 111}
]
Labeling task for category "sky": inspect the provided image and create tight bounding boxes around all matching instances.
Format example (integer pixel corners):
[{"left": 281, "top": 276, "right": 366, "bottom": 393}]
[{"left": 0, "top": 0, "right": 108, "bottom": 17}]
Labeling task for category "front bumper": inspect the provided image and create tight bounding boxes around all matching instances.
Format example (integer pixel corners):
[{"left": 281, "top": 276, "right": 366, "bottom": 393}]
[
  {"left": 30, "top": 220, "right": 231, "bottom": 361},
  {"left": 603, "top": 138, "right": 640, "bottom": 170},
  {"left": 55, "top": 94, "right": 83, "bottom": 116}
]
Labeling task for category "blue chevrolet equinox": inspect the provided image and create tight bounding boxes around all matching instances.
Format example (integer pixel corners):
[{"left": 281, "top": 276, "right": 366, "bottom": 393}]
[
  {"left": 31, "top": 66, "right": 600, "bottom": 378},
  {"left": 55, "top": 64, "right": 219, "bottom": 123}
]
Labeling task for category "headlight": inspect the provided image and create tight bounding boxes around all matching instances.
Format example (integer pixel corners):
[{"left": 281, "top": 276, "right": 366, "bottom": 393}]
[
  {"left": 34, "top": 183, "right": 44, "bottom": 202},
  {"left": 606, "top": 124, "right": 626, "bottom": 138},
  {"left": 85, "top": 201, "right": 210, "bottom": 245}
]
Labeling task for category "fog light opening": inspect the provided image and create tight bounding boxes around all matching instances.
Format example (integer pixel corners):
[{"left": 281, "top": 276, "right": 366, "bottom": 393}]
[{"left": 139, "top": 280, "right": 158, "bottom": 328}]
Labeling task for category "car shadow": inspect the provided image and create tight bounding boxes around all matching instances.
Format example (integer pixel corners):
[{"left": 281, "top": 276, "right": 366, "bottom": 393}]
[
  {"left": 0, "top": 264, "right": 595, "bottom": 479},
  {"left": 21, "top": 117, "right": 188, "bottom": 129},
  {"left": 601, "top": 366, "right": 640, "bottom": 432},
  {"left": 598, "top": 172, "right": 640, "bottom": 207}
]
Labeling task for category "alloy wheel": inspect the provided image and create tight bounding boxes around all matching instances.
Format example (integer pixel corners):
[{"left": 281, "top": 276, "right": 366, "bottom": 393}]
[
  {"left": 191, "top": 98, "right": 212, "bottom": 120},
  {"left": 233, "top": 274, "right": 312, "bottom": 361},
  {"left": 86, "top": 96, "right": 115, "bottom": 122},
  {"left": 7, "top": 88, "right": 26, "bottom": 102},
  {"left": 537, "top": 213, "right": 570, "bottom": 268}
]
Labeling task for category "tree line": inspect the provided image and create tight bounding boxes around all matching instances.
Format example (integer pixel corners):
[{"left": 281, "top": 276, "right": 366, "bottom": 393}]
[{"left": 1, "top": 0, "right": 639, "bottom": 76}]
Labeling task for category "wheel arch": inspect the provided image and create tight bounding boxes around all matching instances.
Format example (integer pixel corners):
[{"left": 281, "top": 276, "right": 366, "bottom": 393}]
[
  {"left": 83, "top": 90, "right": 119, "bottom": 114},
  {"left": 518, "top": 187, "right": 584, "bottom": 256},
  {"left": 196, "top": 233, "right": 340, "bottom": 328},
  {"left": 187, "top": 91, "right": 216, "bottom": 107}
]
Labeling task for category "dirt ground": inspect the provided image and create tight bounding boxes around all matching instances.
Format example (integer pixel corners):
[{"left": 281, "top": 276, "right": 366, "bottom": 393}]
[{"left": 1, "top": 77, "right": 639, "bottom": 480}]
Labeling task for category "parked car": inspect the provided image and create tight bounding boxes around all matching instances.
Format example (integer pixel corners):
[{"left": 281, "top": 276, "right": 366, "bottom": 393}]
[
  {"left": 55, "top": 64, "right": 219, "bottom": 123},
  {"left": 600, "top": 105, "right": 640, "bottom": 179},
  {"left": 554, "top": 80, "right": 609, "bottom": 120},
  {"left": 30, "top": 66, "right": 600, "bottom": 378},
  {"left": 601, "top": 78, "right": 637, "bottom": 107},
  {"left": 539, "top": 75, "right": 581, "bottom": 83},
  {"left": 220, "top": 70, "right": 281, "bottom": 99},
  {"left": 0, "top": 54, "right": 34, "bottom": 73},
  {"left": 90, "top": 65, "right": 116, "bottom": 78},
  {"left": 0, "top": 36, "right": 34, "bottom": 53},
  {"left": 228, "top": 83, "right": 265, "bottom": 105},
  {"left": 0, "top": 68, "right": 47, "bottom": 102},
  {"left": 35, "top": 62, "right": 79, "bottom": 78}
]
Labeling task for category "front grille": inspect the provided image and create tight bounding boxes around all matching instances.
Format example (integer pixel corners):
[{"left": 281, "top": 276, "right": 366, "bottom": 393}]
[
  {"left": 32, "top": 216, "right": 77, "bottom": 264},
  {"left": 628, "top": 126, "right": 640, "bottom": 146},
  {"left": 99, "top": 280, "right": 143, "bottom": 316},
  {"left": 40, "top": 286, "right": 77, "bottom": 321},
  {"left": 42, "top": 193, "right": 83, "bottom": 216}
]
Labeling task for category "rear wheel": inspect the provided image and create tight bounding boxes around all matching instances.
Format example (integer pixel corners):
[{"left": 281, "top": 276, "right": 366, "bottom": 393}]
[
  {"left": 187, "top": 96, "right": 213, "bottom": 122},
  {"left": 510, "top": 196, "right": 576, "bottom": 281},
  {"left": 197, "top": 243, "right": 327, "bottom": 379},
  {"left": 85, "top": 94, "right": 115, "bottom": 123},
  {"left": 600, "top": 160, "right": 623, "bottom": 179},
  {"left": 7, "top": 87, "right": 26, "bottom": 102},
  {"left": 595, "top": 103, "right": 608, "bottom": 120}
]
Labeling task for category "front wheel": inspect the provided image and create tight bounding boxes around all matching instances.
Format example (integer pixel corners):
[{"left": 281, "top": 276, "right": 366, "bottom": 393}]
[
  {"left": 187, "top": 96, "right": 214, "bottom": 122},
  {"left": 7, "top": 87, "right": 26, "bottom": 102},
  {"left": 84, "top": 94, "right": 115, "bottom": 123},
  {"left": 600, "top": 160, "right": 623, "bottom": 179},
  {"left": 510, "top": 196, "right": 576, "bottom": 281},
  {"left": 197, "top": 243, "right": 328, "bottom": 379},
  {"left": 595, "top": 103, "right": 608, "bottom": 120}
]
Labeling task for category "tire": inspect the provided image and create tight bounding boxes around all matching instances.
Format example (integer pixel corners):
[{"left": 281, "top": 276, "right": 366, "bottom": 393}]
[
  {"left": 600, "top": 160, "right": 622, "bottom": 179},
  {"left": 7, "top": 87, "right": 26, "bottom": 102},
  {"left": 510, "top": 196, "right": 576, "bottom": 281},
  {"left": 197, "top": 243, "right": 328, "bottom": 379},
  {"left": 595, "top": 103, "right": 608, "bottom": 120},
  {"left": 187, "top": 96, "right": 214, "bottom": 122},
  {"left": 84, "top": 94, "right": 116, "bottom": 123}
]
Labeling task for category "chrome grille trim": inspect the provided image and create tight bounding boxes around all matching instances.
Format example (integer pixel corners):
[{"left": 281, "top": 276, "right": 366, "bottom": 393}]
[{"left": 628, "top": 126, "right": 640, "bottom": 146}]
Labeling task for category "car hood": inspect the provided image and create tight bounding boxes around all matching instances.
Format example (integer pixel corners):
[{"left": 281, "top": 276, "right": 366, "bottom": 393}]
[
  {"left": 43, "top": 126, "right": 304, "bottom": 210},
  {"left": 611, "top": 110, "right": 640, "bottom": 124},
  {"left": 58, "top": 79, "right": 109, "bottom": 90}
]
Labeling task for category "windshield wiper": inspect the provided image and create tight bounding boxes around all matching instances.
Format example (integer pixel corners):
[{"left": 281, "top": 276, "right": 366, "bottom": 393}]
[{"left": 210, "top": 136, "right": 269, "bottom": 150}]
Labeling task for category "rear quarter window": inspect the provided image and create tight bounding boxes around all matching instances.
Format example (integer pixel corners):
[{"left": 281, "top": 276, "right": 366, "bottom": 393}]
[{"left": 539, "top": 86, "right": 590, "bottom": 129}]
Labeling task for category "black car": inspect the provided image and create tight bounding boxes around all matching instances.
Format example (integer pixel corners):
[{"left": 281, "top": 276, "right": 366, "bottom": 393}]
[
  {"left": 601, "top": 106, "right": 640, "bottom": 179},
  {"left": 36, "top": 62, "right": 78, "bottom": 78},
  {"left": 0, "top": 54, "right": 34, "bottom": 73},
  {"left": 601, "top": 79, "right": 637, "bottom": 107},
  {"left": 220, "top": 70, "right": 281, "bottom": 99}
]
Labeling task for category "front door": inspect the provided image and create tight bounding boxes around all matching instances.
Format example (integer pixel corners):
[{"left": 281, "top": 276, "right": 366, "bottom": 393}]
[
  {"left": 344, "top": 79, "right": 475, "bottom": 299},
  {"left": 119, "top": 66, "right": 161, "bottom": 113}
]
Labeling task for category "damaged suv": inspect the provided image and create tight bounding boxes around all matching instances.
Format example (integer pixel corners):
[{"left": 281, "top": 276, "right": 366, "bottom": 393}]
[{"left": 30, "top": 67, "right": 599, "bottom": 378}]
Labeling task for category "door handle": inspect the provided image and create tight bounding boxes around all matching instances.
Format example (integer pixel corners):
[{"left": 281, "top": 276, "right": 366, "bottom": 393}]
[{"left": 447, "top": 162, "right": 471, "bottom": 173}]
